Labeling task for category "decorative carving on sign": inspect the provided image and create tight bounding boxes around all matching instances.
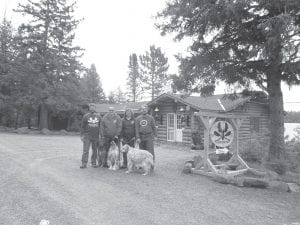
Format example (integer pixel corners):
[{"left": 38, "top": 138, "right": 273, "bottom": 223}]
[{"left": 210, "top": 120, "right": 234, "bottom": 147}]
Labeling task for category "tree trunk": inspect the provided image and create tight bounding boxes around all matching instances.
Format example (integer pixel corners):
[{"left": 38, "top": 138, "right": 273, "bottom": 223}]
[
  {"left": 265, "top": 25, "right": 285, "bottom": 161},
  {"left": 15, "top": 111, "right": 19, "bottom": 129},
  {"left": 27, "top": 117, "right": 31, "bottom": 129},
  {"left": 267, "top": 73, "right": 285, "bottom": 161},
  {"left": 39, "top": 103, "right": 48, "bottom": 130},
  {"left": 151, "top": 75, "right": 154, "bottom": 100},
  {"left": 67, "top": 113, "right": 73, "bottom": 131}
]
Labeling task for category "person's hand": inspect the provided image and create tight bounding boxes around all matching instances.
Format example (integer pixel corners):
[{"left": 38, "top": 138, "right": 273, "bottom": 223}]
[
  {"left": 136, "top": 138, "right": 141, "bottom": 144},
  {"left": 154, "top": 136, "right": 158, "bottom": 142},
  {"left": 80, "top": 135, "right": 84, "bottom": 142}
]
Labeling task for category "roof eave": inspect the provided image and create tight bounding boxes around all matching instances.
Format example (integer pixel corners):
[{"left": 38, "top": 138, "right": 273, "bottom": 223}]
[{"left": 147, "top": 93, "right": 201, "bottom": 111}]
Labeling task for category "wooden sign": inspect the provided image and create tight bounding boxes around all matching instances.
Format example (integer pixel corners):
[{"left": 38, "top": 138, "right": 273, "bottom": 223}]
[{"left": 210, "top": 120, "right": 234, "bottom": 147}]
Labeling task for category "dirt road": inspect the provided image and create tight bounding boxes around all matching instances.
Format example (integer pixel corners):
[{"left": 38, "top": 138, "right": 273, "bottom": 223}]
[{"left": 0, "top": 132, "right": 299, "bottom": 225}]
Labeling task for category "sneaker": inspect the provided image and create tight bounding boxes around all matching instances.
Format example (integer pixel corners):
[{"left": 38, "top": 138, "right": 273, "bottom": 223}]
[
  {"left": 80, "top": 164, "right": 87, "bottom": 169},
  {"left": 92, "top": 164, "right": 98, "bottom": 168},
  {"left": 120, "top": 165, "right": 127, "bottom": 169}
]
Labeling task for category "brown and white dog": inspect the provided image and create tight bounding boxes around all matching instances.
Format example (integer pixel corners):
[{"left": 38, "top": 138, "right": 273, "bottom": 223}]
[
  {"left": 107, "top": 141, "right": 120, "bottom": 170},
  {"left": 121, "top": 144, "right": 154, "bottom": 175}
]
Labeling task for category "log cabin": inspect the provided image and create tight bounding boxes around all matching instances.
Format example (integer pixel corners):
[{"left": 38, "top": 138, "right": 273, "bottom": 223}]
[{"left": 146, "top": 92, "right": 270, "bottom": 148}]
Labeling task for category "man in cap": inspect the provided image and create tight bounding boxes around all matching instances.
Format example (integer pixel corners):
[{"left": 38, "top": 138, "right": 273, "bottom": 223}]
[
  {"left": 135, "top": 105, "right": 157, "bottom": 160},
  {"left": 100, "top": 106, "right": 122, "bottom": 167},
  {"left": 80, "top": 103, "right": 102, "bottom": 169}
]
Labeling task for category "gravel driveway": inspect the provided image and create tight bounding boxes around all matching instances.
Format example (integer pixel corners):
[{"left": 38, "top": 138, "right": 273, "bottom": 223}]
[{"left": 0, "top": 132, "right": 299, "bottom": 225}]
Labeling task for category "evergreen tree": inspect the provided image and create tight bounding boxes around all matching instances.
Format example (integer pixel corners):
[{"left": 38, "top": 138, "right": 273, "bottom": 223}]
[
  {"left": 15, "top": 0, "right": 84, "bottom": 129},
  {"left": 127, "top": 53, "right": 143, "bottom": 102},
  {"left": 106, "top": 87, "right": 127, "bottom": 104},
  {"left": 81, "top": 64, "right": 106, "bottom": 103},
  {"left": 139, "top": 45, "right": 169, "bottom": 100},
  {"left": 107, "top": 91, "right": 116, "bottom": 104},
  {"left": 114, "top": 86, "right": 127, "bottom": 103},
  {"left": 0, "top": 18, "right": 16, "bottom": 126},
  {"left": 0, "top": 18, "right": 39, "bottom": 128},
  {"left": 156, "top": 0, "right": 300, "bottom": 161},
  {"left": 0, "top": 18, "right": 13, "bottom": 101}
]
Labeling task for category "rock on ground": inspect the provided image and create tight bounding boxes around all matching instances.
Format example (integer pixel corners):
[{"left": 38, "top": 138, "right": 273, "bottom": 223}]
[{"left": 287, "top": 183, "right": 300, "bottom": 193}]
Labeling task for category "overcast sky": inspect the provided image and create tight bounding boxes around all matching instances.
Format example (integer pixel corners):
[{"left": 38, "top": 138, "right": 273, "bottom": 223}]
[{"left": 1, "top": 0, "right": 300, "bottom": 111}]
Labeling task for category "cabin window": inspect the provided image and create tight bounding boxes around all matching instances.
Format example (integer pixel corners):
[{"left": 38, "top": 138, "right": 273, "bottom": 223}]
[
  {"left": 250, "top": 117, "right": 260, "bottom": 133},
  {"left": 177, "top": 114, "right": 185, "bottom": 129},
  {"left": 185, "top": 115, "right": 191, "bottom": 127},
  {"left": 154, "top": 114, "right": 163, "bottom": 125}
]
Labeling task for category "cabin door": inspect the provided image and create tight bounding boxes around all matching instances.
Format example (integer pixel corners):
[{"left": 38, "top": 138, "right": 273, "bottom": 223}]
[
  {"left": 167, "top": 113, "right": 176, "bottom": 141},
  {"left": 167, "top": 113, "right": 183, "bottom": 142},
  {"left": 176, "top": 114, "right": 184, "bottom": 142}
]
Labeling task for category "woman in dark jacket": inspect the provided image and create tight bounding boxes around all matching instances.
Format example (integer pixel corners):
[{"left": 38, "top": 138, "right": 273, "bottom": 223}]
[{"left": 120, "top": 108, "right": 136, "bottom": 168}]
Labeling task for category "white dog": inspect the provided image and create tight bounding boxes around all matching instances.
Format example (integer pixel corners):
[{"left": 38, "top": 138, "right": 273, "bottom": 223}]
[
  {"left": 107, "top": 141, "right": 120, "bottom": 170},
  {"left": 121, "top": 144, "right": 154, "bottom": 175}
]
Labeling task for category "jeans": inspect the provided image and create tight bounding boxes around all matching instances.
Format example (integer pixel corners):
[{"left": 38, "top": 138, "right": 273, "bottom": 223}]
[
  {"left": 81, "top": 138, "right": 99, "bottom": 166},
  {"left": 139, "top": 138, "right": 155, "bottom": 160}
]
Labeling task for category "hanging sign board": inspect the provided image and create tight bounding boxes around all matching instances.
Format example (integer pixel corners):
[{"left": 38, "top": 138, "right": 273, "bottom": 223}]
[{"left": 210, "top": 120, "right": 234, "bottom": 147}]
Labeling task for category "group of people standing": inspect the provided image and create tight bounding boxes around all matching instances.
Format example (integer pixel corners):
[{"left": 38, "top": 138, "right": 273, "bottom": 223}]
[{"left": 80, "top": 103, "right": 157, "bottom": 169}]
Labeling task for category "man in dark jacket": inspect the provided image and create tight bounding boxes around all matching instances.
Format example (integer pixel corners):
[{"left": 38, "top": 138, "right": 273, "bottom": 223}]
[
  {"left": 120, "top": 108, "right": 136, "bottom": 168},
  {"left": 80, "top": 103, "right": 101, "bottom": 169},
  {"left": 135, "top": 105, "right": 157, "bottom": 160},
  {"left": 100, "top": 107, "right": 122, "bottom": 167}
]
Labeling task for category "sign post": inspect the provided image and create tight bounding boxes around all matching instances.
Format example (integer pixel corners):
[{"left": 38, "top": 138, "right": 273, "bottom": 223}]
[{"left": 191, "top": 112, "right": 251, "bottom": 178}]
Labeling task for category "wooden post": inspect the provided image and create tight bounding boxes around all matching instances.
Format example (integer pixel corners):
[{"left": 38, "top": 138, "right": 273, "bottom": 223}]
[
  {"left": 200, "top": 116, "right": 209, "bottom": 171},
  {"left": 192, "top": 112, "right": 251, "bottom": 177}
]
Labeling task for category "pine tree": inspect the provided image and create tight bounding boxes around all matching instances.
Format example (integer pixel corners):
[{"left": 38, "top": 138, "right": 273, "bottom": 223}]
[
  {"left": 156, "top": 0, "right": 300, "bottom": 160},
  {"left": 81, "top": 64, "right": 106, "bottom": 103},
  {"left": 14, "top": 0, "right": 84, "bottom": 129},
  {"left": 139, "top": 45, "right": 169, "bottom": 100},
  {"left": 0, "top": 17, "right": 40, "bottom": 128},
  {"left": 127, "top": 53, "right": 143, "bottom": 102},
  {"left": 107, "top": 91, "right": 116, "bottom": 104},
  {"left": 114, "top": 86, "right": 127, "bottom": 103},
  {"left": 0, "top": 18, "right": 16, "bottom": 126},
  {"left": 0, "top": 18, "right": 13, "bottom": 99}
]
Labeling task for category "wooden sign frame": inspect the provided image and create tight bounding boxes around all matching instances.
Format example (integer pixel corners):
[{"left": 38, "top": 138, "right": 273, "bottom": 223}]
[{"left": 191, "top": 112, "right": 252, "bottom": 178}]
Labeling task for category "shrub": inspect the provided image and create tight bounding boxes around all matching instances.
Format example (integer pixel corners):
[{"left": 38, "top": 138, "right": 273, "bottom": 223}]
[
  {"left": 284, "top": 138, "right": 300, "bottom": 172},
  {"left": 191, "top": 131, "right": 202, "bottom": 146},
  {"left": 239, "top": 131, "right": 269, "bottom": 163},
  {"left": 239, "top": 141, "right": 265, "bottom": 163},
  {"left": 264, "top": 159, "right": 288, "bottom": 175}
]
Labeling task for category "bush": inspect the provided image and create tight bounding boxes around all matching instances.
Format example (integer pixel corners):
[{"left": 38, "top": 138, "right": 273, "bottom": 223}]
[
  {"left": 264, "top": 160, "right": 288, "bottom": 175},
  {"left": 284, "top": 139, "right": 300, "bottom": 172},
  {"left": 240, "top": 140, "right": 265, "bottom": 163},
  {"left": 239, "top": 131, "right": 269, "bottom": 163},
  {"left": 191, "top": 131, "right": 202, "bottom": 146}
]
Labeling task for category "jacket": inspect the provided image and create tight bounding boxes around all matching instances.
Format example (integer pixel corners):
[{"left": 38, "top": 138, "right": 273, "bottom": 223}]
[
  {"left": 81, "top": 112, "right": 101, "bottom": 140},
  {"left": 101, "top": 112, "right": 122, "bottom": 138},
  {"left": 121, "top": 118, "right": 136, "bottom": 142},
  {"left": 135, "top": 114, "right": 157, "bottom": 139}
]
